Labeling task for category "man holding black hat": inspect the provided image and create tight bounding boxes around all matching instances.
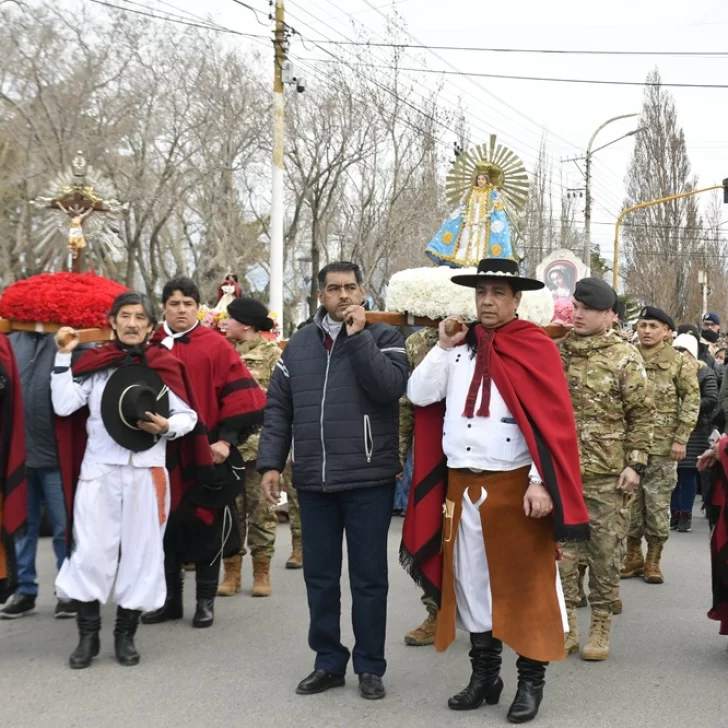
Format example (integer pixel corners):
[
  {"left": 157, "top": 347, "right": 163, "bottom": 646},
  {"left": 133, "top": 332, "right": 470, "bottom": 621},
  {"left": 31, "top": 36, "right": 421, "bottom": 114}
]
[
  {"left": 622, "top": 306, "right": 699, "bottom": 585},
  {"left": 220, "top": 297, "right": 283, "bottom": 597},
  {"left": 560, "top": 277, "right": 653, "bottom": 662},
  {"left": 406, "top": 258, "right": 589, "bottom": 723},
  {"left": 144, "top": 277, "right": 266, "bottom": 629},
  {"left": 51, "top": 292, "right": 212, "bottom": 669}
]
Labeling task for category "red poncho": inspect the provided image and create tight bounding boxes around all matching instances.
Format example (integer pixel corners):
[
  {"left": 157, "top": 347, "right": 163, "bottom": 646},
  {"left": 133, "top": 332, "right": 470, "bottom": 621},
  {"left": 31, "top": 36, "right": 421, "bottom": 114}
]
[
  {"left": 0, "top": 335, "right": 26, "bottom": 601},
  {"left": 706, "top": 436, "right": 728, "bottom": 634},
  {"left": 401, "top": 318, "right": 589, "bottom": 604},
  {"left": 55, "top": 342, "right": 216, "bottom": 543},
  {"left": 149, "top": 323, "right": 266, "bottom": 443}
]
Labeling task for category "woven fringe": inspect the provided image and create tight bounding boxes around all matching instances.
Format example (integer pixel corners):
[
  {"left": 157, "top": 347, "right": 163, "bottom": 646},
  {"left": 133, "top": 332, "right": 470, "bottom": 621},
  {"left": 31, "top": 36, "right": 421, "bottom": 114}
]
[{"left": 554, "top": 522, "right": 591, "bottom": 544}]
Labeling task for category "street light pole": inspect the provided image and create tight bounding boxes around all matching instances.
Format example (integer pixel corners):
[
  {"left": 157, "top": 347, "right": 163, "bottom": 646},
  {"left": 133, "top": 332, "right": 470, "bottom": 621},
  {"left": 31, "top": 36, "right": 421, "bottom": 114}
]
[{"left": 583, "top": 113, "right": 639, "bottom": 268}]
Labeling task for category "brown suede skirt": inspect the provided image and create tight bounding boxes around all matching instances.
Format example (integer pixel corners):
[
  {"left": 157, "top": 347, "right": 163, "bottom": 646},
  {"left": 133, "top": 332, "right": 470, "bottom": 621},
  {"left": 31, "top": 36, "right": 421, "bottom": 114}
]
[{"left": 435, "top": 467, "right": 566, "bottom": 663}]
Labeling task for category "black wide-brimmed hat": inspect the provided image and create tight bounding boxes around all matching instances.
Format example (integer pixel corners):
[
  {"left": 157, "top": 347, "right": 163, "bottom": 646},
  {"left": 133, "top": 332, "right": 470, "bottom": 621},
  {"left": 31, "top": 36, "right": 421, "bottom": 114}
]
[
  {"left": 185, "top": 448, "right": 246, "bottom": 509},
  {"left": 450, "top": 258, "right": 545, "bottom": 292},
  {"left": 100, "top": 365, "right": 170, "bottom": 453}
]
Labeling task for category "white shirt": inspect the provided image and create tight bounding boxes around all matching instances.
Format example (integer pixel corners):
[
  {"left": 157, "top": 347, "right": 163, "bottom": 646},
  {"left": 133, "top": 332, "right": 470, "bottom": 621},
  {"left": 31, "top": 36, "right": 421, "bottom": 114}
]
[
  {"left": 408, "top": 344, "right": 541, "bottom": 479},
  {"left": 51, "top": 352, "right": 198, "bottom": 468},
  {"left": 322, "top": 314, "right": 344, "bottom": 341}
]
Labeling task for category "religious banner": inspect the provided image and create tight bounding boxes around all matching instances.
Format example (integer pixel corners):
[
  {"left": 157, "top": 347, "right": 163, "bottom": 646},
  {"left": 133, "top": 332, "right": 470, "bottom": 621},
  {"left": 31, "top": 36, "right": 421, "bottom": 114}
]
[{"left": 535, "top": 249, "right": 589, "bottom": 301}]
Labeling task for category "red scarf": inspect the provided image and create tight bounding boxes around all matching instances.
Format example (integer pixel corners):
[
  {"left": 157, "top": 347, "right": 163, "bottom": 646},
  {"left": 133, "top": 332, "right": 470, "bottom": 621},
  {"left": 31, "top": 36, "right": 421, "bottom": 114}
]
[
  {"left": 401, "top": 318, "right": 589, "bottom": 604},
  {"left": 55, "top": 341, "right": 216, "bottom": 547},
  {"left": 0, "top": 335, "right": 26, "bottom": 600}
]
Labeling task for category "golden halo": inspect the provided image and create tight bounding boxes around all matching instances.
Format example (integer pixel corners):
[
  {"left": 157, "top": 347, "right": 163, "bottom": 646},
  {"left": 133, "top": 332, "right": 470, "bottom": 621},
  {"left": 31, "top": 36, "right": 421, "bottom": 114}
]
[{"left": 446, "top": 134, "right": 529, "bottom": 214}]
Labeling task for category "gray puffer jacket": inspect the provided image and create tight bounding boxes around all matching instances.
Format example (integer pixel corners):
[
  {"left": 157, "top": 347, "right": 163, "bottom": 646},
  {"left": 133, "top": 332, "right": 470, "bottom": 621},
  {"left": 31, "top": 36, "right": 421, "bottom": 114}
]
[{"left": 257, "top": 308, "right": 408, "bottom": 492}]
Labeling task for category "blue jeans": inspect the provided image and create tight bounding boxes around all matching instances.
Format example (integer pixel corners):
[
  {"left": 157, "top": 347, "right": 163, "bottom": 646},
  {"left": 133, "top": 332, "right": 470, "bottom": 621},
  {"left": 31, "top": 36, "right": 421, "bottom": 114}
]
[
  {"left": 671, "top": 468, "right": 698, "bottom": 514},
  {"left": 297, "top": 483, "right": 395, "bottom": 677},
  {"left": 394, "top": 449, "right": 413, "bottom": 512},
  {"left": 14, "top": 468, "right": 67, "bottom": 596}
]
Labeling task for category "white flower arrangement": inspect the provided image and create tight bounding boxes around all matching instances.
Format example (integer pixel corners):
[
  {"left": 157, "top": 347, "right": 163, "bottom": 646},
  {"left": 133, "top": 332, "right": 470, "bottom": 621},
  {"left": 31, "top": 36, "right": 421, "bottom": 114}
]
[{"left": 385, "top": 266, "right": 554, "bottom": 326}]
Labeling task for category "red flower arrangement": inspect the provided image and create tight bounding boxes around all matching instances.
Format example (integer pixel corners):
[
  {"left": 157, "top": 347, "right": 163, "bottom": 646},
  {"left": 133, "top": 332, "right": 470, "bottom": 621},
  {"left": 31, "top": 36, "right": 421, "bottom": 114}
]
[{"left": 0, "top": 272, "right": 129, "bottom": 329}]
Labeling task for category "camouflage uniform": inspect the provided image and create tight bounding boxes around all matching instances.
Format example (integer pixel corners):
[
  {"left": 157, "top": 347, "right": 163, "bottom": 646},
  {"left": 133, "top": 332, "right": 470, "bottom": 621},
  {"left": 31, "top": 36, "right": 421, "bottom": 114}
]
[
  {"left": 235, "top": 334, "right": 281, "bottom": 559},
  {"left": 401, "top": 328, "right": 440, "bottom": 629},
  {"left": 559, "top": 330, "right": 653, "bottom": 613},
  {"left": 628, "top": 342, "right": 700, "bottom": 544}
]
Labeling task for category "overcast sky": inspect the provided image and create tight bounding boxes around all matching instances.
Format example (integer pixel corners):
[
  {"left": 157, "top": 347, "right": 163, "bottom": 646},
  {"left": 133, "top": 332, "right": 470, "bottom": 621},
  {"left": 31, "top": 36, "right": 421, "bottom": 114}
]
[{"left": 161, "top": 0, "right": 728, "bottom": 265}]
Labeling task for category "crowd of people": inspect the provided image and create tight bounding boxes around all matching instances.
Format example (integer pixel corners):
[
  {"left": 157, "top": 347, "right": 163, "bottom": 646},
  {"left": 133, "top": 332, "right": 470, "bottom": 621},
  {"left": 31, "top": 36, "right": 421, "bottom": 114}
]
[{"left": 2, "top": 258, "right": 728, "bottom": 725}]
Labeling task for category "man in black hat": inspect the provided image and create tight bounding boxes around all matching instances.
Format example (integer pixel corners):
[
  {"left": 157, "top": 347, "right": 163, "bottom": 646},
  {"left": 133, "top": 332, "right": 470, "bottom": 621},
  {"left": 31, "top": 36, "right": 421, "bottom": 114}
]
[
  {"left": 560, "top": 278, "right": 653, "bottom": 662},
  {"left": 50, "top": 292, "right": 209, "bottom": 670},
  {"left": 622, "top": 306, "right": 699, "bottom": 585},
  {"left": 406, "top": 258, "right": 589, "bottom": 723}
]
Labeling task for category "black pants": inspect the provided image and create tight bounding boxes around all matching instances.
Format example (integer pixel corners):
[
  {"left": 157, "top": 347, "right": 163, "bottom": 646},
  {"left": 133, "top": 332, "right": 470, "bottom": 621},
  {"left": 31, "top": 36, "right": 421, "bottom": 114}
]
[{"left": 297, "top": 483, "right": 395, "bottom": 677}]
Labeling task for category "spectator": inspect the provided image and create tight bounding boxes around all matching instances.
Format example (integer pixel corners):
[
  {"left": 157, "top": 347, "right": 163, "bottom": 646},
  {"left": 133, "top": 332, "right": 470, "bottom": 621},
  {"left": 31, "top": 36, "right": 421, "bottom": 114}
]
[
  {"left": 671, "top": 334, "right": 718, "bottom": 533},
  {"left": 1, "top": 333, "right": 79, "bottom": 620}
]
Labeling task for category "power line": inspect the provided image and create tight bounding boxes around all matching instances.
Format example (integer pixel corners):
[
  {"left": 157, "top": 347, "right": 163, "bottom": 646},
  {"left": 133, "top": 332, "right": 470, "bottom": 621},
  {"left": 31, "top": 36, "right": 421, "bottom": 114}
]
[
  {"left": 306, "top": 39, "right": 728, "bottom": 58},
  {"left": 229, "top": 0, "right": 271, "bottom": 27},
  {"left": 88, "top": 0, "right": 267, "bottom": 36},
  {"left": 300, "top": 57, "right": 728, "bottom": 89}
]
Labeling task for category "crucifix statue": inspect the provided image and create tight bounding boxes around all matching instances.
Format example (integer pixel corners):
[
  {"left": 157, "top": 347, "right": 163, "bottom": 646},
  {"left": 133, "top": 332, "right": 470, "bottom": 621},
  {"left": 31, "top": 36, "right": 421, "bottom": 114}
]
[{"left": 33, "top": 151, "right": 125, "bottom": 273}]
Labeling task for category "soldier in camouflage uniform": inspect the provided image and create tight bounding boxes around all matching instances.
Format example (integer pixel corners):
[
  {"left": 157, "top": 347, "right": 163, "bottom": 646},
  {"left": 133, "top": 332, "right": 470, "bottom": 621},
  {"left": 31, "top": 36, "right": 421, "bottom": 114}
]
[
  {"left": 622, "top": 306, "right": 700, "bottom": 585},
  {"left": 219, "top": 298, "right": 281, "bottom": 598},
  {"left": 560, "top": 278, "right": 654, "bottom": 662},
  {"left": 400, "top": 327, "right": 440, "bottom": 646}
]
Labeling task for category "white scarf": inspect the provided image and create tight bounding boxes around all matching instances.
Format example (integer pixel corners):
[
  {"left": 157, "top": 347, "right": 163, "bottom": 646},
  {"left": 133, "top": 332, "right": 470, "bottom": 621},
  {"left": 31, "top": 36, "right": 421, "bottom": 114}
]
[
  {"left": 322, "top": 314, "right": 344, "bottom": 341},
  {"left": 160, "top": 320, "right": 199, "bottom": 350}
]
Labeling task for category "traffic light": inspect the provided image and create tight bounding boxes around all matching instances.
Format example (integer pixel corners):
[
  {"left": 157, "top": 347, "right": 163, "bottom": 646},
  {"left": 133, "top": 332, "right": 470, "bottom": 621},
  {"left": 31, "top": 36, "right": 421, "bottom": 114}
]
[{"left": 724, "top": 178, "right": 728, "bottom": 204}]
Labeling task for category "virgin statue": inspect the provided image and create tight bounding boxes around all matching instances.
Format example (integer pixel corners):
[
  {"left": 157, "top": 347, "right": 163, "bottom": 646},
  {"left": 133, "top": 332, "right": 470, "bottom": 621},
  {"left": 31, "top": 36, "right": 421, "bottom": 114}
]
[{"left": 425, "top": 137, "right": 528, "bottom": 268}]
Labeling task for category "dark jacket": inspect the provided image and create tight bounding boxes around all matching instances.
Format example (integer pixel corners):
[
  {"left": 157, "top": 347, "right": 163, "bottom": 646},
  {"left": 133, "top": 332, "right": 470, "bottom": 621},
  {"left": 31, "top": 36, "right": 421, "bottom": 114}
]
[
  {"left": 9, "top": 332, "right": 87, "bottom": 470},
  {"left": 681, "top": 361, "right": 718, "bottom": 470},
  {"left": 257, "top": 308, "right": 408, "bottom": 492}
]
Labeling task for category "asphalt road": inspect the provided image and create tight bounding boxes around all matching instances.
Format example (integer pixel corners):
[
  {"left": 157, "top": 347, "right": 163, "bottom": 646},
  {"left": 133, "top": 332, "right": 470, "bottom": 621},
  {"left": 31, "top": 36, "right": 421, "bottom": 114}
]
[{"left": 2, "top": 511, "right": 727, "bottom": 728}]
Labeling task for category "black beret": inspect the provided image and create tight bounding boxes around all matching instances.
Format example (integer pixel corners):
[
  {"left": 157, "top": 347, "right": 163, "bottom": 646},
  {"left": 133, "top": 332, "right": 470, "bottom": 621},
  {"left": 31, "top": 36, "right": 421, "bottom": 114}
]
[
  {"left": 573, "top": 277, "right": 616, "bottom": 311},
  {"left": 638, "top": 305, "right": 675, "bottom": 330},
  {"left": 227, "top": 297, "right": 274, "bottom": 331}
]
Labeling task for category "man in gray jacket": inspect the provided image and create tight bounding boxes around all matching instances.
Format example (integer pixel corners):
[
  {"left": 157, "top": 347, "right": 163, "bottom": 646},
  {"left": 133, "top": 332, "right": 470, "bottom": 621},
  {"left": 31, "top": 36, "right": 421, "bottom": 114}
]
[
  {"left": 258, "top": 261, "right": 407, "bottom": 702},
  {"left": 1, "top": 333, "right": 75, "bottom": 619}
]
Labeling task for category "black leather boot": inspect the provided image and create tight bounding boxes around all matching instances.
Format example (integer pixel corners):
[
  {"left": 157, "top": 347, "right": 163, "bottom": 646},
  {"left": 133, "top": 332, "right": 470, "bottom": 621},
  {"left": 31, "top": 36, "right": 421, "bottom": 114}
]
[
  {"left": 114, "top": 607, "right": 142, "bottom": 667},
  {"left": 507, "top": 656, "right": 548, "bottom": 724},
  {"left": 69, "top": 601, "right": 101, "bottom": 670},
  {"left": 447, "top": 632, "right": 504, "bottom": 710},
  {"left": 141, "top": 566, "right": 183, "bottom": 624},
  {"left": 193, "top": 578, "right": 216, "bottom": 629}
]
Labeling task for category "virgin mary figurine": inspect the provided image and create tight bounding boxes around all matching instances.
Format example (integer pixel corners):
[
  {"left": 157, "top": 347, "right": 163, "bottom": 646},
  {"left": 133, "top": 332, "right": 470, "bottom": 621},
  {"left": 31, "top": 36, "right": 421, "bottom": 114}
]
[{"left": 425, "top": 137, "right": 528, "bottom": 269}]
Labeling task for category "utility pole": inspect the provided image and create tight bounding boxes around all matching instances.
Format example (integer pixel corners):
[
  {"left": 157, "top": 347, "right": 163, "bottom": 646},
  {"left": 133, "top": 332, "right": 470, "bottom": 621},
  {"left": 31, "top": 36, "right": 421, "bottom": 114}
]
[{"left": 270, "top": 0, "right": 285, "bottom": 334}]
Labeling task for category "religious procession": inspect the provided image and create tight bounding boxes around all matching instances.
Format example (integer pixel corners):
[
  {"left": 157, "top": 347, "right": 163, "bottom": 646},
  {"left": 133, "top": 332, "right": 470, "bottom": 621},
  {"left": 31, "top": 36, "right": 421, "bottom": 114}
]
[{"left": 2, "top": 2, "right": 727, "bottom": 727}]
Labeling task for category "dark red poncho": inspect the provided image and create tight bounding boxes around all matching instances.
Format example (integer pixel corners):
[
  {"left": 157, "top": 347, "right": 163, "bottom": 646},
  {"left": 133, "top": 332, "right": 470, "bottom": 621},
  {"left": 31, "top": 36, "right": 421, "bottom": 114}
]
[
  {"left": 0, "top": 335, "right": 26, "bottom": 601},
  {"left": 150, "top": 324, "right": 266, "bottom": 443},
  {"left": 706, "top": 436, "right": 728, "bottom": 634},
  {"left": 401, "top": 318, "right": 590, "bottom": 604},
  {"left": 55, "top": 341, "right": 216, "bottom": 545}
]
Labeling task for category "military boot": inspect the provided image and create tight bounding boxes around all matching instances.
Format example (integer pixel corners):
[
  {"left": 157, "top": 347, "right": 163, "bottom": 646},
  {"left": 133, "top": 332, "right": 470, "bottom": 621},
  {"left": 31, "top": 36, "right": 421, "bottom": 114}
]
[
  {"left": 286, "top": 535, "right": 303, "bottom": 570},
  {"left": 251, "top": 556, "right": 272, "bottom": 597},
  {"left": 620, "top": 537, "right": 645, "bottom": 579},
  {"left": 581, "top": 610, "right": 611, "bottom": 661},
  {"left": 564, "top": 607, "right": 579, "bottom": 656},
  {"left": 576, "top": 564, "right": 587, "bottom": 608},
  {"left": 643, "top": 541, "right": 665, "bottom": 584},
  {"left": 217, "top": 555, "right": 242, "bottom": 597},
  {"left": 611, "top": 598, "right": 623, "bottom": 615},
  {"left": 404, "top": 613, "right": 437, "bottom": 646}
]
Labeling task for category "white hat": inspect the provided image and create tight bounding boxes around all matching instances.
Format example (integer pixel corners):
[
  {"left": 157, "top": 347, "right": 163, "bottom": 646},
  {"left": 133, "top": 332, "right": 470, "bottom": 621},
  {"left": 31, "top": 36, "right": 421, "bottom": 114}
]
[{"left": 673, "top": 333, "right": 698, "bottom": 361}]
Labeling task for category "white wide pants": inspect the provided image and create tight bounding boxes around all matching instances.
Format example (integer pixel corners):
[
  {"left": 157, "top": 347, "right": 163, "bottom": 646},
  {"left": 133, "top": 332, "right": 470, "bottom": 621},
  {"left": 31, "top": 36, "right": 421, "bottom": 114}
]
[
  {"left": 56, "top": 461, "right": 170, "bottom": 612},
  {"left": 453, "top": 487, "right": 569, "bottom": 634}
]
